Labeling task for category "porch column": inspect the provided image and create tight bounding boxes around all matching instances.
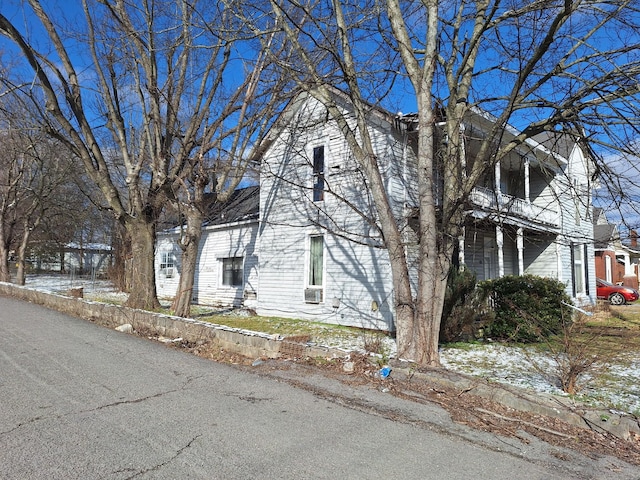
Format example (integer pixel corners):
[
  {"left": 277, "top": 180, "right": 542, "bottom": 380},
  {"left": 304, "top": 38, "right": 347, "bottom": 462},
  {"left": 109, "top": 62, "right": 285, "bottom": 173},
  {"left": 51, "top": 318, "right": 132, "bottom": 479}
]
[
  {"left": 496, "top": 225, "right": 505, "bottom": 277},
  {"left": 494, "top": 160, "right": 502, "bottom": 204},
  {"left": 523, "top": 157, "right": 530, "bottom": 203},
  {"left": 517, "top": 227, "right": 524, "bottom": 275},
  {"left": 556, "top": 239, "right": 563, "bottom": 282},
  {"left": 624, "top": 253, "right": 633, "bottom": 275},
  {"left": 458, "top": 226, "right": 466, "bottom": 267}
]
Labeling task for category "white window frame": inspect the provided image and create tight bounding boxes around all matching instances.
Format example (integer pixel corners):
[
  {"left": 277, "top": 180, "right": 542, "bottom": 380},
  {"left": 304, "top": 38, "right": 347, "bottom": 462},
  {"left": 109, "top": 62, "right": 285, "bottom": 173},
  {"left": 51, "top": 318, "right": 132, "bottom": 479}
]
[
  {"left": 160, "top": 250, "right": 174, "bottom": 277},
  {"left": 573, "top": 244, "right": 586, "bottom": 295},
  {"left": 307, "top": 235, "right": 324, "bottom": 287},
  {"left": 160, "top": 250, "right": 174, "bottom": 270},
  {"left": 304, "top": 234, "right": 325, "bottom": 304}
]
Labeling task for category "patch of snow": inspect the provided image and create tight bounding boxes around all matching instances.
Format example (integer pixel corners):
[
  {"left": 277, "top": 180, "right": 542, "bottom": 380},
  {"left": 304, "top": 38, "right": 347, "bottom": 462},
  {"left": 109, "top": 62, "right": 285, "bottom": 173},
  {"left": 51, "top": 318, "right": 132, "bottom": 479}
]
[
  {"left": 23, "top": 274, "right": 127, "bottom": 303},
  {"left": 440, "top": 344, "right": 566, "bottom": 396}
]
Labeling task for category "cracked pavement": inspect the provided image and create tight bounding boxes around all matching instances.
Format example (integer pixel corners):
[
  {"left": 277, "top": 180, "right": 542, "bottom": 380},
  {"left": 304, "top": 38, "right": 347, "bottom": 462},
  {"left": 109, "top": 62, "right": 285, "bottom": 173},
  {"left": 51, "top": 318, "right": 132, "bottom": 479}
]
[{"left": 2, "top": 295, "right": 640, "bottom": 479}]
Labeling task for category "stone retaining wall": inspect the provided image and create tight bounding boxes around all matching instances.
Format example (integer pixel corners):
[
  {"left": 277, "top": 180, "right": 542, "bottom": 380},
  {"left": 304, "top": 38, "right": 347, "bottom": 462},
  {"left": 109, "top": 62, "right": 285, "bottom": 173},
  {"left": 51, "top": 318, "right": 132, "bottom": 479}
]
[{"left": 0, "top": 282, "right": 346, "bottom": 361}]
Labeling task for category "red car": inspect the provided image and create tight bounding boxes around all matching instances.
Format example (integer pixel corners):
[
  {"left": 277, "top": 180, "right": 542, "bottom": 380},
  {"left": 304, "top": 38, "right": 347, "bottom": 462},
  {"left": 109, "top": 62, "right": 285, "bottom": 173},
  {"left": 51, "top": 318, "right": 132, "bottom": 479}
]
[{"left": 596, "top": 278, "right": 639, "bottom": 305}]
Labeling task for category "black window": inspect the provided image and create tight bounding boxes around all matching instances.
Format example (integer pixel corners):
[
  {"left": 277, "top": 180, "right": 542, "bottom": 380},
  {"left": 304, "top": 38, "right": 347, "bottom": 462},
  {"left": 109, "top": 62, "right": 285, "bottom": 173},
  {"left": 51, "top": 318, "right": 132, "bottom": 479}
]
[
  {"left": 313, "top": 146, "right": 325, "bottom": 202},
  {"left": 222, "top": 257, "right": 243, "bottom": 287}
]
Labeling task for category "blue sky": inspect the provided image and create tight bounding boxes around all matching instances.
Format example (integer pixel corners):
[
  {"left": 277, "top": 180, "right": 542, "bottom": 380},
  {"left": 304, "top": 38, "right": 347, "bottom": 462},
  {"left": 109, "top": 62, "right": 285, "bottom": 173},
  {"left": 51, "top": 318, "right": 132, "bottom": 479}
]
[{"left": 2, "top": 0, "right": 639, "bottom": 227}]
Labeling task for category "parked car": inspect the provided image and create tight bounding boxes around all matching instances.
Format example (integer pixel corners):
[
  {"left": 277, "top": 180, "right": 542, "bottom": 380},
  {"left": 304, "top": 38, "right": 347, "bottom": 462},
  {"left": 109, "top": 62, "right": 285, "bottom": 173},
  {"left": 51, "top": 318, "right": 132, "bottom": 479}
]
[{"left": 596, "top": 278, "right": 640, "bottom": 305}]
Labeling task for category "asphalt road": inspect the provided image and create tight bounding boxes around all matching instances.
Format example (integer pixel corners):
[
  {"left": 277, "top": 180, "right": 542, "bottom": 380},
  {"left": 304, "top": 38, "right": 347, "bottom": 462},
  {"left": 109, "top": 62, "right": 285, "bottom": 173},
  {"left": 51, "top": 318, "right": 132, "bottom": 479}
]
[{"left": 1, "top": 296, "right": 638, "bottom": 480}]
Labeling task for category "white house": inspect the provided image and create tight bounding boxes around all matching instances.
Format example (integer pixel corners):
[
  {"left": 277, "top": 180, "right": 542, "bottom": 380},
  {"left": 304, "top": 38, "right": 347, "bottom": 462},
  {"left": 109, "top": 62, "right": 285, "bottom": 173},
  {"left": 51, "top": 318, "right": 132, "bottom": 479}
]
[
  {"left": 32, "top": 242, "right": 113, "bottom": 276},
  {"left": 156, "top": 91, "right": 596, "bottom": 330},
  {"left": 155, "top": 186, "right": 260, "bottom": 307}
]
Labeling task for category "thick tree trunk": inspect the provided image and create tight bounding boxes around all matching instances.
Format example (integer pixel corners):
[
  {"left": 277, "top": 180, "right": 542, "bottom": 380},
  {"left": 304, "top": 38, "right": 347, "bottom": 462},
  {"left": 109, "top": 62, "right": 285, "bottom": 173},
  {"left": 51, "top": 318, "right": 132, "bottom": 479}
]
[
  {"left": 0, "top": 227, "right": 10, "bottom": 283},
  {"left": 0, "top": 248, "right": 10, "bottom": 283},
  {"left": 15, "top": 228, "right": 32, "bottom": 286},
  {"left": 398, "top": 94, "right": 446, "bottom": 366},
  {"left": 15, "top": 260, "right": 26, "bottom": 285},
  {"left": 171, "top": 251, "right": 195, "bottom": 317},
  {"left": 395, "top": 250, "right": 452, "bottom": 365},
  {"left": 171, "top": 206, "right": 204, "bottom": 317},
  {"left": 123, "top": 218, "right": 161, "bottom": 310}
]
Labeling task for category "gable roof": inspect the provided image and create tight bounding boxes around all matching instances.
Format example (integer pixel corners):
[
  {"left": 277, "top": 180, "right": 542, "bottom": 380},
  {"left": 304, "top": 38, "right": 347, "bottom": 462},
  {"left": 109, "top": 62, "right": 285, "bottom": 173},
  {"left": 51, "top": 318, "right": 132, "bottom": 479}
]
[
  {"left": 531, "top": 131, "right": 577, "bottom": 161},
  {"left": 203, "top": 185, "right": 260, "bottom": 227},
  {"left": 592, "top": 206, "right": 606, "bottom": 225},
  {"left": 252, "top": 87, "right": 407, "bottom": 163},
  {"left": 593, "top": 223, "right": 618, "bottom": 249}
]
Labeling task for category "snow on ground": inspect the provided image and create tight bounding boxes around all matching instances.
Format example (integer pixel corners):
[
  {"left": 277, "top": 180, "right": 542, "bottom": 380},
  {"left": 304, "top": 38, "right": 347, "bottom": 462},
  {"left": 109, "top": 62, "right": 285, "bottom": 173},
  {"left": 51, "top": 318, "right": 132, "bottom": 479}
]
[
  {"left": 18, "top": 274, "right": 640, "bottom": 415},
  {"left": 23, "top": 273, "right": 122, "bottom": 297},
  {"left": 441, "top": 344, "right": 560, "bottom": 394}
]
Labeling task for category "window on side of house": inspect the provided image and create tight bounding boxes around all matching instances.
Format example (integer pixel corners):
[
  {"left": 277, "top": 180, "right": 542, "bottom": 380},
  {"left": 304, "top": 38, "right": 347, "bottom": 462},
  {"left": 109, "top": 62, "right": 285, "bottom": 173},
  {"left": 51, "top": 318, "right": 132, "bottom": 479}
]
[
  {"left": 305, "top": 235, "right": 324, "bottom": 304},
  {"left": 160, "top": 250, "right": 175, "bottom": 277},
  {"left": 312, "top": 145, "right": 325, "bottom": 202},
  {"left": 572, "top": 243, "right": 585, "bottom": 296},
  {"left": 222, "top": 257, "right": 243, "bottom": 287},
  {"left": 160, "top": 250, "right": 174, "bottom": 270},
  {"left": 308, "top": 235, "right": 324, "bottom": 287}
]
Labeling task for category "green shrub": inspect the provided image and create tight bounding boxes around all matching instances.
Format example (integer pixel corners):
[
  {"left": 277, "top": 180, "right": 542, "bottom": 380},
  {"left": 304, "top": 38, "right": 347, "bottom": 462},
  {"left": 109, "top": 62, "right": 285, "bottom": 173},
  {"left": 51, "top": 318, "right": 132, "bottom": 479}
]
[
  {"left": 478, "top": 275, "right": 572, "bottom": 343},
  {"left": 440, "top": 266, "right": 494, "bottom": 342}
]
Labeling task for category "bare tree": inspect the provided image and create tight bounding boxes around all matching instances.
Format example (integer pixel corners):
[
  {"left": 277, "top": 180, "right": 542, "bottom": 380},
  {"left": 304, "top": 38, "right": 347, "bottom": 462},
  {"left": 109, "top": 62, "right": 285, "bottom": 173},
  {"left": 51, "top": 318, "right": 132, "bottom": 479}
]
[
  {"left": 266, "top": 0, "right": 640, "bottom": 365},
  {"left": 0, "top": 0, "right": 286, "bottom": 309},
  {"left": 169, "top": 29, "right": 291, "bottom": 318},
  {"left": 0, "top": 99, "right": 76, "bottom": 284}
]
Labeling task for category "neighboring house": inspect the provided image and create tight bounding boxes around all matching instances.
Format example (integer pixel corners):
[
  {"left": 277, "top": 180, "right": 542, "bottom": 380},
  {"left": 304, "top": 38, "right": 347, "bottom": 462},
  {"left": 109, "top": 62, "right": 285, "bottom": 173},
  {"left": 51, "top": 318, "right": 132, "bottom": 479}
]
[
  {"left": 31, "top": 242, "right": 113, "bottom": 275},
  {"left": 156, "top": 91, "right": 596, "bottom": 330},
  {"left": 593, "top": 207, "right": 640, "bottom": 289},
  {"left": 155, "top": 186, "right": 260, "bottom": 307}
]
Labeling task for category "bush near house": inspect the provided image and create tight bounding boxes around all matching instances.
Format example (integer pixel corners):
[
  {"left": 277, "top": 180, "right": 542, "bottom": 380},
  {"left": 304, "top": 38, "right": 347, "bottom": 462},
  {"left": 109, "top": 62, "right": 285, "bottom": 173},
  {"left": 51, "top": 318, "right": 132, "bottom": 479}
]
[
  {"left": 478, "top": 275, "right": 573, "bottom": 343},
  {"left": 440, "top": 266, "right": 494, "bottom": 342}
]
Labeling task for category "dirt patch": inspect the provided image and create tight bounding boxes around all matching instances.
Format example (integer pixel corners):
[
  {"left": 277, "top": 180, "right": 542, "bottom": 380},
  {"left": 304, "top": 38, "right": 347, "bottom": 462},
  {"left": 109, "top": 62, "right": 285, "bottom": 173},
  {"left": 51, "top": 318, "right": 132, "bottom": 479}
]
[{"left": 393, "top": 374, "right": 640, "bottom": 466}]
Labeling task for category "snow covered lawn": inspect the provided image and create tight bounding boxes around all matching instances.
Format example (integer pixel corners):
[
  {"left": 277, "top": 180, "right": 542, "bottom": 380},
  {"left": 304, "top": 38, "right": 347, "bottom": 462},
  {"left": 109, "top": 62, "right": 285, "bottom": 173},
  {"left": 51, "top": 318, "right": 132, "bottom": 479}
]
[{"left": 440, "top": 343, "right": 640, "bottom": 415}]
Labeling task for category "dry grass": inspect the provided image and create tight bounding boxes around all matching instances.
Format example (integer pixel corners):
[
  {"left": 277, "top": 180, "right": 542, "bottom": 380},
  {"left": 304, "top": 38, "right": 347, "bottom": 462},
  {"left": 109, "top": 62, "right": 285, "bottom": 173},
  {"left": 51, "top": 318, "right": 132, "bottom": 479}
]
[
  {"left": 580, "top": 302, "right": 640, "bottom": 351},
  {"left": 537, "top": 302, "right": 640, "bottom": 406}
]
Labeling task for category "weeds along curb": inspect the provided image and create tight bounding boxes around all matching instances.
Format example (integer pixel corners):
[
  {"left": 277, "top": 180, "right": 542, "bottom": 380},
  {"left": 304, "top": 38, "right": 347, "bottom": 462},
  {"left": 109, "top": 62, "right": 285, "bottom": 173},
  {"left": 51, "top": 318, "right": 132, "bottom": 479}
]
[
  {"left": 388, "top": 361, "right": 640, "bottom": 442},
  {"left": 0, "top": 282, "right": 348, "bottom": 362}
]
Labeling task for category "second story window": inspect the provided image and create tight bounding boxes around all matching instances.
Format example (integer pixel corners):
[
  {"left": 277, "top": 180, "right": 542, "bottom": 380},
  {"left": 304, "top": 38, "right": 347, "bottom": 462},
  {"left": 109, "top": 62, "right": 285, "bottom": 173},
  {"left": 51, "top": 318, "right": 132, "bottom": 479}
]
[{"left": 313, "top": 145, "right": 325, "bottom": 202}]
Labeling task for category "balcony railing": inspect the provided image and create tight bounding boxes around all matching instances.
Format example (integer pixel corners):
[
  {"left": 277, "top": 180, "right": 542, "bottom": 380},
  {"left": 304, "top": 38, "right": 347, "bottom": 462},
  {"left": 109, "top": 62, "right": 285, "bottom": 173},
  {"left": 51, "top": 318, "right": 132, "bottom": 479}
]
[{"left": 470, "top": 186, "right": 558, "bottom": 226}]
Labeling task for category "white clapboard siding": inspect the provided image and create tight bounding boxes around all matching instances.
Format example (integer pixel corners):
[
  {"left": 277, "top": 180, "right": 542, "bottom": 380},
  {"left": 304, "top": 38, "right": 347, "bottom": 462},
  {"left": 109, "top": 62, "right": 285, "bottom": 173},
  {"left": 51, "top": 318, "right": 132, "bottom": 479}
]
[
  {"left": 155, "top": 220, "right": 259, "bottom": 307},
  {"left": 257, "top": 96, "right": 399, "bottom": 330},
  {"left": 523, "top": 237, "right": 558, "bottom": 278},
  {"left": 155, "top": 234, "right": 182, "bottom": 299},
  {"left": 553, "top": 142, "right": 596, "bottom": 303}
]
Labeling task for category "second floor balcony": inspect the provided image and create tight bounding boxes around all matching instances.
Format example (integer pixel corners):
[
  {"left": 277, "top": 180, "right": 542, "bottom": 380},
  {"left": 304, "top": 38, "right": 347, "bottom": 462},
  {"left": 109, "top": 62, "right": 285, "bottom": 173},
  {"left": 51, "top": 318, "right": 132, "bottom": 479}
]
[{"left": 470, "top": 186, "right": 559, "bottom": 226}]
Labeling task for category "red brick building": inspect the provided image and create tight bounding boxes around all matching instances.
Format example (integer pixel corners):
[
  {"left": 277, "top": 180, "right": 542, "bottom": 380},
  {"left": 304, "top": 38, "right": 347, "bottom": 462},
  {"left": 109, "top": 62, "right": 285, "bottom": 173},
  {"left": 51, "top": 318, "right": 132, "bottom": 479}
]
[{"left": 593, "top": 207, "right": 640, "bottom": 290}]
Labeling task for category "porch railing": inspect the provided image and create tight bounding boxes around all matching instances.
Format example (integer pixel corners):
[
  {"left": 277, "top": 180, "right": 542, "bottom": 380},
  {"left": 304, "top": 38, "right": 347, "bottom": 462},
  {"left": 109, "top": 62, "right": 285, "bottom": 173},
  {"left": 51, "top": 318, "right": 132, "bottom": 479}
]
[{"left": 470, "top": 186, "right": 558, "bottom": 226}]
